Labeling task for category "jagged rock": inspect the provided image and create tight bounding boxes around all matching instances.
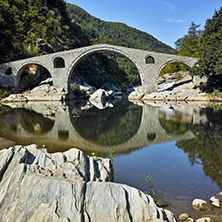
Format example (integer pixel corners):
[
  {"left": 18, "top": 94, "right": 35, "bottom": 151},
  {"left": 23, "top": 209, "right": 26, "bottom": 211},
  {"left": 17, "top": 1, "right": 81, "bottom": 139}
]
[
  {"left": 128, "top": 86, "right": 144, "bottom": 100},
  {"left": 79, "top": 84, "right": 96, "bottom": 95},
  {"left": 210, "top": 196, "right": 221, "bottom": 207},
  {"left": 155, "top": 199, "right": 168, "bottom": 207},
  {"left": 142, "top": 72, "right": 209, "bottom": 102},
  {"left": 192, "top": 199, "right": 213, "bottom": 211},
  {"left": 1, "top": 84, "right": 65, "bottom": 102},
  {"left": 101, "top": 83, "right": 121, "bottom": 92},
  {"left": 39, "top": 77, "right": 53, "bottom": 86},
  {"left": 193, "top": 75, "right": 208, "bottom": 88},
  {"left": 90, "top": 99, "right": 114, "bottom": 110},
  {"left": 0, "top": 144, "right": 177, "bottom": 222},
  {"left": 196, "top": 217, "right": 213, "bottom": 222},
  {"left": 70, "top": 76, "right": 96, "bottom": 97},
  {"left": 89, "top": 89, "right": 114, "bottom": 102}
]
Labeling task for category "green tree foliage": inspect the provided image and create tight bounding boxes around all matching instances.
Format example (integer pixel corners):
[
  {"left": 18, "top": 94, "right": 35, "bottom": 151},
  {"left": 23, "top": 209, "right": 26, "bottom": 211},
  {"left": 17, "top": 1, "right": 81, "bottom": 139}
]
[
  {"left": 159, "top": 118, "right": 190, "bottom": 135},
  {"left": 0, "top": 0, "right": 89, "bottom": 63},
  {"left": 191, "top": 7, "right": 222, "bottom": 78},
  {"left": 74, "top": 52, "right": 141, "bottom": 88},
  {"left": 160, "top": 22, "right": 200, "bottom": 76},
  {"left": 159, "top": 63, "right": 189, "bottom": 77},
  {"left": 175, "top": 22, "right": 202, "bottom": 57}
]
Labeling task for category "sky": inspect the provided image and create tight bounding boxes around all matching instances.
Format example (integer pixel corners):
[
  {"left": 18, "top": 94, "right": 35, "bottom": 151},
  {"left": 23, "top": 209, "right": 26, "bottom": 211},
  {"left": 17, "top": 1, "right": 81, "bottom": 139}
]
[{"left": 66, "top": 0, "right": 221, "bottom": 48}]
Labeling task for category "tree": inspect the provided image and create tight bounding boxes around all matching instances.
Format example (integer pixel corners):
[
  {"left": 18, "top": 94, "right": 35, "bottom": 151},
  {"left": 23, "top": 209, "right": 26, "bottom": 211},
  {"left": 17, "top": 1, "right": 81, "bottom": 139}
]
[
  {"left": 0, "top": 0, "right": 89, "bottom": 63},
  {"left": 191, "top": 7, "right": 222, "bottom": 78},
  {"left": 175, "top": 21, "right": 202, "bottom": 57}
]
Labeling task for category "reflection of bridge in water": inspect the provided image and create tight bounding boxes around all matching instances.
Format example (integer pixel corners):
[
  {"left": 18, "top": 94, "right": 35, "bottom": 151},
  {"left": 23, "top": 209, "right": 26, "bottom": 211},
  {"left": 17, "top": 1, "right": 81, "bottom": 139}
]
[{"left": 0, "top": 102, "right": 206, "bottom": 155}]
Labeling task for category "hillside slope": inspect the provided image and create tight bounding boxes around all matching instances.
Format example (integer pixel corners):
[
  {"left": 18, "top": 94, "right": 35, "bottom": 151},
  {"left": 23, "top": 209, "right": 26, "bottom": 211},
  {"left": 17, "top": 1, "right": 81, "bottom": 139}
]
[
  {"left": 0, "top": 0, "right": 89, "bottom": 63},
  {"left": 66, "top": 4, "right": 174, "bottom": 53}
]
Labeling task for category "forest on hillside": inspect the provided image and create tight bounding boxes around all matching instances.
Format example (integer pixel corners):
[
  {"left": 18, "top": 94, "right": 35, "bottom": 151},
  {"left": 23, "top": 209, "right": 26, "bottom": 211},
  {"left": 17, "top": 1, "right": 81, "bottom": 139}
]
[
  {"left": 0, "top": 0, "right": 90, "bottom": 63},
  {"left": 66, "top": 4, "right": 174, "bottom": 54}
]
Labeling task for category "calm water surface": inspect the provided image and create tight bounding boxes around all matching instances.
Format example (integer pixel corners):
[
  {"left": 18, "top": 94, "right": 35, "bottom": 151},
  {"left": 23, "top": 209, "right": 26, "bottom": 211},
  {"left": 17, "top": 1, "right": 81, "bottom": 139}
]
[{"left": 0, "top": 100, "right": 221, "bottom": 217}]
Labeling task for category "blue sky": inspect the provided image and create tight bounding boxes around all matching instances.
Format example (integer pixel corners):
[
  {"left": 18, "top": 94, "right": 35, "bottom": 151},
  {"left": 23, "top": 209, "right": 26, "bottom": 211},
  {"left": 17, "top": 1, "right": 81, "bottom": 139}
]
[{"left": 66, "top": 0, "right": 221, "bottom": 48}]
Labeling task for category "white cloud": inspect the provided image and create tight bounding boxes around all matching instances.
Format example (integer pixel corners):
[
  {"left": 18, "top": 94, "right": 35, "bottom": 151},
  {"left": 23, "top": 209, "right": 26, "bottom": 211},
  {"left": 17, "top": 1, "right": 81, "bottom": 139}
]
[
  {"left": 156, "top": 1, "right": 176, "bottom": 10},
  {"left": 175, "top": 19, "right": 184, "bottom": 23},
  {"left": 165, "top": 19, "right": 173, "bottom": 22},
  {"left": 165, "top": 18, "right": 185, "bottom": 23}
]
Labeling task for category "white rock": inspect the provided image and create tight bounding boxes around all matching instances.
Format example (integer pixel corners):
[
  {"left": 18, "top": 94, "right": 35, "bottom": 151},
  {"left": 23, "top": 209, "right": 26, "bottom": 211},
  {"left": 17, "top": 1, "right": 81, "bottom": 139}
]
[
  {"left": 192, "top": 199, "right": 211, "bottom": 210},
  {"left": 89, "top": 89, "right": 113, "bottom": 101},
  {"left": 210, "top": 196, "right": 221, "bottom": 207},
  {"left": 212, "top": 201, "right": 221, "bottom": 207},
  {"left": 196, "top": 217, "right": 213, "bottom": 222},
  {"left": 178, "top": 213, "right": 189, "bottom": 221},
  {"left": 210, "top": 196, "right": 220, "bottom": 202},
  {"left": 0, "top": 145, "right": 177, "bottom": 222},
  {"left": 217, "top": 192, "right": 222, "bottom": 196}
]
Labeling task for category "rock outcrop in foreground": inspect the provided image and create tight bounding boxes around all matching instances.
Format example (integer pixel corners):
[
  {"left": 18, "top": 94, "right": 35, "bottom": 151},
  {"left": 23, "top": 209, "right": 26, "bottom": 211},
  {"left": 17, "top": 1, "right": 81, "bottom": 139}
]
[{"left": 0, "top": 145, "right": 177, "bottom": 222}]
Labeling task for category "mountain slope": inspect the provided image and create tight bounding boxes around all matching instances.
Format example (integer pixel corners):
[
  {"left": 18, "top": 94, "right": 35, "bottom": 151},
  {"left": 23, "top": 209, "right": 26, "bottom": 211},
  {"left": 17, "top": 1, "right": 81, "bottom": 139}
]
[
  {"left": 66, "top": 3, "right": 174, "bottom": 54},
  {"left": 0, "top": 0, "right": 89, "bottom": 63}
]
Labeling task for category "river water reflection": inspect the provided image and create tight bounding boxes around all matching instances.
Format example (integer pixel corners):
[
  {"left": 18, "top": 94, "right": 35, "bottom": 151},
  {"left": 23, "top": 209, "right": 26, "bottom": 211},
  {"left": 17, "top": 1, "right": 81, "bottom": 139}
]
[{"left": 0, "top": 100, "right": 221, "bottom": 217}]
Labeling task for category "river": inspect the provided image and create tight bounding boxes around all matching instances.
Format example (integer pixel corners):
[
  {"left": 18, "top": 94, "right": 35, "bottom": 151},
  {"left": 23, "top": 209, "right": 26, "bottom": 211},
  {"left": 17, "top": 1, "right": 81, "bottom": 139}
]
[{"left": 0, "top": 99, "right": 221, "bottom": 218}]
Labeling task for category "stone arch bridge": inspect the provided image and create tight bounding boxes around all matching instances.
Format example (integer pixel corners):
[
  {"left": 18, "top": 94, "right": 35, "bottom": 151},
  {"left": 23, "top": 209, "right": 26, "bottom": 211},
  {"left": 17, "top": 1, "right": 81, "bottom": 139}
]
[{"left": 0, "top": 44, "right": 198, "bottom": 96}]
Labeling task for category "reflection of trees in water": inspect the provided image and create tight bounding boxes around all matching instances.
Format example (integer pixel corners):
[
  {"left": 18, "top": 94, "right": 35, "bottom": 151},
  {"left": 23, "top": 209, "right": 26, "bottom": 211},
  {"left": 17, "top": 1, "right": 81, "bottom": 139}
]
[
  {"left": 159, "top": 118, "right": 190, "bottom": 135},
  {"left": 19, "top": 109, "right": 54, "bottom": 133},
  {"left": 177, "top": 106, "right": 222, "bottom": 189},
  {"left": 71, "top": 100, "right": 142, "bottom": 146},
  {"left": 0, "top": 105, "right": 13, "bottom": 115}
]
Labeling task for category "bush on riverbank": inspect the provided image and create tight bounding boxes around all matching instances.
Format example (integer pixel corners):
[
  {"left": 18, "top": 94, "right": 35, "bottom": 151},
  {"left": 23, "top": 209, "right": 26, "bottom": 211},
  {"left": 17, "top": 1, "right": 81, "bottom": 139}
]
[
  {"left": 210, "top": 90, "right": 222, "bottom": 99},
  {"left": 0, "top": 87, "right": 11, "bottom": 99}
]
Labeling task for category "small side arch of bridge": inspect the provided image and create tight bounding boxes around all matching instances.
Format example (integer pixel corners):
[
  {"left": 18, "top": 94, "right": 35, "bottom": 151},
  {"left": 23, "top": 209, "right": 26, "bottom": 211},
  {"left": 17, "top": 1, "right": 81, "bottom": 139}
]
[{"left": 0, "top": 44, "right": 199, "bottom": 96}]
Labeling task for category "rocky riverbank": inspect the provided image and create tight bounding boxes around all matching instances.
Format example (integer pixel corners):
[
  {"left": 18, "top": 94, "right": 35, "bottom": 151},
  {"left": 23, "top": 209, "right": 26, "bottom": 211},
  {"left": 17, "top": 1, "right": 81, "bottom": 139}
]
[
  {"left": 2, "top": 71, "right": 218, "bottom": 104},
  {"left": 177, "top": 195, "right": 222, "bottom": 222},
  {"left": 0, "top": 144, "right": 178, "bottom": 222},
  {"left": 128, "top": 72, "right": 216, "bottom": 102}
]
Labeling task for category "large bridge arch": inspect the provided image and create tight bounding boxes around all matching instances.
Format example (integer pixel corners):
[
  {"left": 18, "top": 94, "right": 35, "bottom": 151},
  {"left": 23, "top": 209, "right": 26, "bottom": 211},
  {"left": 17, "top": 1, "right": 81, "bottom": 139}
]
[{"left": 66, "top": 45, "right": 143, "bottom": 87}]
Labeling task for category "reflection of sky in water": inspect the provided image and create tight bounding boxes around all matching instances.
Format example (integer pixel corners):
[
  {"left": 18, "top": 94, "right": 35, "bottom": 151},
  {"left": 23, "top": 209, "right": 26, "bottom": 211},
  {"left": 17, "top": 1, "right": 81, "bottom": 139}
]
[{"left": 114, "top": 141, "right": 220, "bottom": 217}]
